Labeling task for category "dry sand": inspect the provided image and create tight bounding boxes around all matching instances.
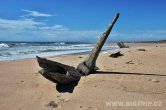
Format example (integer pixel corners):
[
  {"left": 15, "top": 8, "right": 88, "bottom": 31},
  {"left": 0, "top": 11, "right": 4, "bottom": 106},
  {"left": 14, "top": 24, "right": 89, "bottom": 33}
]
[{"left": 0, "top": 43, "right": 166, "bottom": 110}]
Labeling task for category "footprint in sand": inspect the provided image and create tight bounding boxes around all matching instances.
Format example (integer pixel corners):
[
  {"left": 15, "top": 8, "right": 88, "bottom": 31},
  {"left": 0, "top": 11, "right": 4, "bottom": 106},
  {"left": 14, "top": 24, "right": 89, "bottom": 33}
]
[
  {"left": 57, "top": 95, "right": 61, "bottom": 98},
  {"left": 126, "top": 61, "right": 135, "bottom": 64},
  {"left": 148, "top": 79, "right": 160, "bottom": 83},
  {"left": 45, "top": 101, "right": 58, "bottom": 108},
  {"left": 16, "top": 80, "right": 24, "bottom": 84},
  {"left": 56, "top": 94, "right": 70, "bottom": 102},
  {"left": 59, "top": 98, "right": 70, "bottom": 102},
  {"left": 94, "top": 85, "right": 97, "bottom": 87},
  {"left": 79, "top": 106, "right": 93, "bottom": 110}
]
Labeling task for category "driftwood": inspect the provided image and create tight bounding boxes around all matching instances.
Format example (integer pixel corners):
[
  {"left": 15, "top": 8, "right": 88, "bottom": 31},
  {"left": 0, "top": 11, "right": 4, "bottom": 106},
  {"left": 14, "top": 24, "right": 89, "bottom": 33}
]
[
  {"left": 76, "top": 13, "right": 120, "bottom": 75},
  {"left": 109, "top": 51, "right": 123, "bottom": 58},
  {"left": 36, "top": 56, "right": 81, "bottom": 84},
  {"left": 117, "top": 42, "right": 129, "bottom": 48},
  {"left": 138, "top": 49, "right": 146, "bottom": 51},
  {"left": 36, "top": 13, "right": 120, "bottom": 84}
]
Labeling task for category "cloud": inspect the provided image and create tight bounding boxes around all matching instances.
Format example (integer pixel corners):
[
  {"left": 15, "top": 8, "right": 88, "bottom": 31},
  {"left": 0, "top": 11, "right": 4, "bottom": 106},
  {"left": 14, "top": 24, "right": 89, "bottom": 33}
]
[
  {"left": 0, "top": 18, "right": 100, "bottom": 42},
  {"left": 0, "top": 18, "right": 45, "bottom": 30},
  {"left": 110, "top": 30, "right": 166, "bottom": 41},
  {"left": 44, "top": 30, "right": 100, "bottom": 41},
  {"left": 1, "top": 11, "right": 165, "bottom": 42},
  {"left": 0, "top": 17, "right": 165, "bottom": 42},
  {"left": 40, "top": 25, "right": 68, "bottom": 31},
  {"left": 22, "top": 9, "right": 53, "bottom": 17}
]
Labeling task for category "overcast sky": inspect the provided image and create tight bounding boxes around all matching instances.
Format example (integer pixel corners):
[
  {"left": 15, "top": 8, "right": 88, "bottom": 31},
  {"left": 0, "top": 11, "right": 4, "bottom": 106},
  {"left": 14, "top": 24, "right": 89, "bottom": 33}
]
[{"left": 0, "top": 0, "right": 166, "bottom": 42}]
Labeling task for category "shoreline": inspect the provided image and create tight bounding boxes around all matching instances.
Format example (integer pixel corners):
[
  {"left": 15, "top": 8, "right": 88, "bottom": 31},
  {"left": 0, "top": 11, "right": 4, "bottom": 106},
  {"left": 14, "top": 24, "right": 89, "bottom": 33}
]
[
  {"left": 0, "top": 43, "right": 118, "bottom": 62},
  {"left": 1, "top": 42, "right": 163, "bottom": 62}
]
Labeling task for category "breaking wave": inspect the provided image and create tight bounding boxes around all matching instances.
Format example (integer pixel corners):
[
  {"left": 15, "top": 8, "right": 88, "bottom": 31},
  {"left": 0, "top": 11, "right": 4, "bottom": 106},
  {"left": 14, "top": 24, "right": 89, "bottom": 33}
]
[
  {"left": 0, "top": 43, "right": 10, "bottom": 48},
  {"left": 0, "top": 42, "right": 119, "bottom": 61}
]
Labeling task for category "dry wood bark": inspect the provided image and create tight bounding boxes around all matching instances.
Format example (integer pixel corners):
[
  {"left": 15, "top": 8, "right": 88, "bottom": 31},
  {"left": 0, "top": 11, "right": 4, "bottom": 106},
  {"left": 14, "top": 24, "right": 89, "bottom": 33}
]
[
  {"left": 36, "top": 56, "right": 81, "bottom": 84},
  {"left": 76, "top": 13, "right": 120, "bottom": 75},
  {"left": 117, "top": 42, "right": 129, "bottom": 48},
  {"left": 36, "top": 13, "right": 120, "bottom": 84}
]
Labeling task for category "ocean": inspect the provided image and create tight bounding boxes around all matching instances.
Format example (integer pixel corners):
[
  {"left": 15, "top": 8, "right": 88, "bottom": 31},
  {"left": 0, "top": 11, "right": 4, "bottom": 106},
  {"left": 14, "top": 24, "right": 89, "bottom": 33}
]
[{"left": 0, "top": 41, "right": 118, "bottom": 61}]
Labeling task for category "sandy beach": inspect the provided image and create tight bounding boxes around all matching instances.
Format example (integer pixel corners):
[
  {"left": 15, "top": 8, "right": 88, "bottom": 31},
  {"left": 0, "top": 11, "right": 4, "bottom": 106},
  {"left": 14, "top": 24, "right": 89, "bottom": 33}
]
[{"left": 0, "top": 43, "right": 166, "bottom": 110}]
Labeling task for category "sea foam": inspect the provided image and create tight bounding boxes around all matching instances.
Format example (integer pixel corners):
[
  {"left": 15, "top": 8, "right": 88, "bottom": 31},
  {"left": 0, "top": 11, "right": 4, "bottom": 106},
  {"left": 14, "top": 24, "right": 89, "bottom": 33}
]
[
  {"left": 0, "top": 42, "right": 119, "bottom": 61},
  {"left": 0, "top": 43, "right": 10, "bottom": 48}
]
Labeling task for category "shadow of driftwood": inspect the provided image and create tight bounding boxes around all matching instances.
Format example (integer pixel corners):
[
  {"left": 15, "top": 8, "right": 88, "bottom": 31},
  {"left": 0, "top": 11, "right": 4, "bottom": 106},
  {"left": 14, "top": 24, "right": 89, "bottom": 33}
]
[
  {"left": 56, "top": 81, "right": 79, "bottom": 93},
  {"left": 38, "top": 68, "right": 81, "bottom": 93},
  {"left": 39, "top": 71, "right": 80, "bottom": 93},
  {"left": 41, "top": 71, "right": 166, "bottom": 93},
  {"left": 95, "top": 71, "right": 166, "bottom": 76},
  {"left": 55, "top": 71, "right": 166, "bottom": 93}
]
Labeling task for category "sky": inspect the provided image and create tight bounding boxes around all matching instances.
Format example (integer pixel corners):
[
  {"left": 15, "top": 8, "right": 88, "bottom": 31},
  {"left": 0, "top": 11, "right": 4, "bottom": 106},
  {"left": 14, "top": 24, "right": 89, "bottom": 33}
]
[{"left": 0, "top": 0, "right": 166, "bottom": 42}]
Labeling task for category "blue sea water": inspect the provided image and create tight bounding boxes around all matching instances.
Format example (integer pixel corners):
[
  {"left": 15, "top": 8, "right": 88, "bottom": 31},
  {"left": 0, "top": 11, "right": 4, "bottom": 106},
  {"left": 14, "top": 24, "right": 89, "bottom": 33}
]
[{"left": 0, "top": 41, "right": 118, "bottom": 61}]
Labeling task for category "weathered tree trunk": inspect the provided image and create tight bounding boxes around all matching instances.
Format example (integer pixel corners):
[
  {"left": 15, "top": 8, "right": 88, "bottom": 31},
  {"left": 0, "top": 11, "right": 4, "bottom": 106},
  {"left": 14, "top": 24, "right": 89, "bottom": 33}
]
[
  {"left": 36, "top": 56, "right": 81, "bottom": 84},
  {"left": 76, "top": 13, "right": 120, "bottom": 75},
  {"left": 36, "top": 13, "right": 120, "bottom": 84},
  {"left": 117, "top": 42, "right": 129, "bottom": 48}
]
